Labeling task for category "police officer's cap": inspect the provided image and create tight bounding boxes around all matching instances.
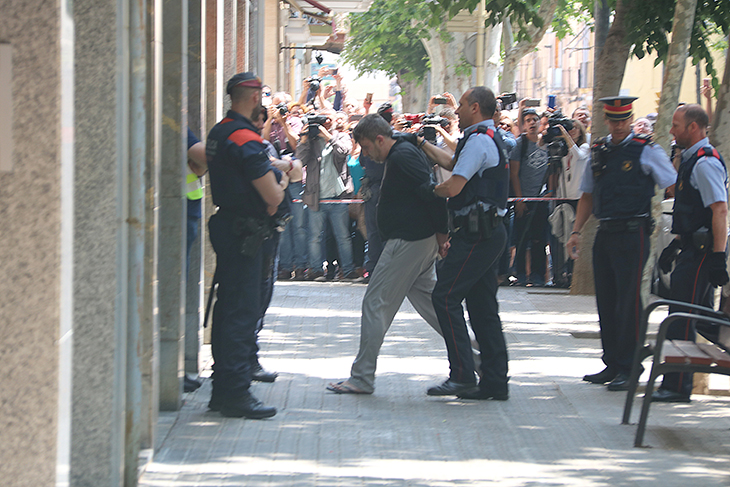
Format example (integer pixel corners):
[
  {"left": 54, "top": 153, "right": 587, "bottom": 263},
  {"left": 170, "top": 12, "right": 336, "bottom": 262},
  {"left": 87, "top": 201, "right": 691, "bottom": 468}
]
[
  {"left": 226, "top": 72, "right": 263, "bottom": 94},
  {"left": 598, "top": 96, "right": 638, "bottom": 121}
]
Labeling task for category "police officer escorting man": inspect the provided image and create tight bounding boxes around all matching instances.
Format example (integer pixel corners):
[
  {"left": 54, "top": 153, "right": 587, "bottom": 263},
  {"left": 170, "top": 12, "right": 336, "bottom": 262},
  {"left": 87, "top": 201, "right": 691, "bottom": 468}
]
[
  {"left": 567, "top": 96, "right": 676, "bottom": 392},
  {"left": 205, "top": 72, "right": 288, "bottom": 419},
  {"left": 419, "top": 86, "right": 512, "bottom": 400},
  {"left": 654, "top": 103, "right": 728, "bottom": 402}
]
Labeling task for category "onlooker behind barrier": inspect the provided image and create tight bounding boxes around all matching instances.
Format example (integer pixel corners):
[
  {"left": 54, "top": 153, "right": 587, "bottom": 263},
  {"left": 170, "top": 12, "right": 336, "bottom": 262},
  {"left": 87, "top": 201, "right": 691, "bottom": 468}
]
[
  {"left": 297, "top": 109, "right": 357, "bottom": 280},
  {"left": 510, "top": 107, "right": 549, "bottom": 286},
  {"left": 546, "top": 119, "right": 589, "bottom": 288}
]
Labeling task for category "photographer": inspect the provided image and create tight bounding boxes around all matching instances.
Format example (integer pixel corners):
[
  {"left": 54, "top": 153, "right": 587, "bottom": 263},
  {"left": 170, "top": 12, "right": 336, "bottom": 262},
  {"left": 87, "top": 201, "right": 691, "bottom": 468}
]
[
  {"left": 298, "top": 69, "right": 332, "bottom": 110},
  {"left": 296, "top": 109, "right": 357, "bottom": 280},
  {"left": 262, "top": 98, "right": 299, "bottom": 155},
  {"left": 546, "top": 119, "right": 589, "bottom": 287},
  {"left": 509, "top": 108, "right": 549, "bottom": 287}
]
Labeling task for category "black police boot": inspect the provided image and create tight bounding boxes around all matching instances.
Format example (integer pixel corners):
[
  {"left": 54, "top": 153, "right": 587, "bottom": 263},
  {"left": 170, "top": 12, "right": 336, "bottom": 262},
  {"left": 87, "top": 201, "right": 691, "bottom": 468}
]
[
  {"left": 426, "top": 379, "right": 477, "bottom": 396},
  {"left": 582, "top": 367, "right": 617, "bottom": 384},
  {"left": 252, "top": 362, "right": 278, "bottom": 383},
  {"left": 184, "top": 374, "right": 202, "bottom": 393},
  {"left": 220, "top": 392, "right": 277, "bottom": 419}
]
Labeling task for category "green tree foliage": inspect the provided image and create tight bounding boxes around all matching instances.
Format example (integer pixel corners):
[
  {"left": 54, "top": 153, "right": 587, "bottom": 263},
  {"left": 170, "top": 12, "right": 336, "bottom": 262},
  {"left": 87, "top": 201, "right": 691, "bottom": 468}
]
[
  {"left": 424, "top": 0, "right": 546, "bottom": 40},
  {"left": 551, "top": 0, "right": 593, "bottom": 39},
  {"left": 624, "top": 0, "right": 730, "bottom": 89},
  {"left": 340, "top": 0, "right": 436, "bottom": 83}
]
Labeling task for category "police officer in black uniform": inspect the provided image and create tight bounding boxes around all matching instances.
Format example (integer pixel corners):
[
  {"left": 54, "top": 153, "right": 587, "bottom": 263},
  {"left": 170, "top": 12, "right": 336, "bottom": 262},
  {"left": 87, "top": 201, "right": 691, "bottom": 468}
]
[
  {"left": 419, "top": 86, "right": 511, "bottom": 400},
  {"left": 654, "top": 103, "right": 728, "bottom": 402},
  {"left": 205, "top": 73, "right": 288, "bottom": 419},
  {"left": 567, "top": 96, "right": 676, "bottom": 392}
]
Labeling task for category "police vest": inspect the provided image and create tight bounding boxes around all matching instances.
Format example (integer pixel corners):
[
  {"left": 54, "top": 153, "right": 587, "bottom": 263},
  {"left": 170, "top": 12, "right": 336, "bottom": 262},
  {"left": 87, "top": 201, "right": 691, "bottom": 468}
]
[
  {"left": 591, "top": 134, "right": 655, "bottom": 219},
  {"left": 672, "top": 146, "right": 727, "bottom": 235},
  {"left": 447, "top": 124, "right": 509, "bottom": 212},
  {"left": 186, "top": 168, "right": 204, "bottom": 200},
  {"left": 206, "top": 115, "right": 270, "bottom": 218}
]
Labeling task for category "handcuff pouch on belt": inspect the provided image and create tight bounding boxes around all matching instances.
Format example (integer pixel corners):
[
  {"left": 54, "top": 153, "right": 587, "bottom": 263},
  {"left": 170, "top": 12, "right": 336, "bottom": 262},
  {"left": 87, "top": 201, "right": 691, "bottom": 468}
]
[
  {"left": 450, "top": 206, "right": 501, "bottom": 238},
  {"left": 681, "top": 228, "right": 712, "bottom": 253},
  {"left": 231, "top": 216, "right": 274, "bottom": 257}
]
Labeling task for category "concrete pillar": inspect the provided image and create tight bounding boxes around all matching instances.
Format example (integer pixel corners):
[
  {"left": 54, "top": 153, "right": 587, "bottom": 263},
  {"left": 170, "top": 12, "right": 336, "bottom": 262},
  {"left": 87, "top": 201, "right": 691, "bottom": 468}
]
[
  {"left": 203, "top": 0, "right": 218, "bottom": 346},
  {"left": 0, "top": 2, "right": 62, "bottom": 484},
  {"left": 70, "top": 0, "right": 129, "bottom": 483},
  {"left": 186, "top": 0, "right": 204, "bottom": 376},
  {"left": 158, "top": 0, "right": 189, "bottom": 411},
  {"left": 262, "top": 0, "right": 279, "bottom": 87}
]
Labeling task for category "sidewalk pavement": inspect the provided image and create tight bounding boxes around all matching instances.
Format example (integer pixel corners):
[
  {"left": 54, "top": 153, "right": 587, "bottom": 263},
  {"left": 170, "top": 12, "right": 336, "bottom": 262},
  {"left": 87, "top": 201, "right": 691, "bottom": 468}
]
[{"left": 139, "top": 283, "right": 730, "bottom": 486}]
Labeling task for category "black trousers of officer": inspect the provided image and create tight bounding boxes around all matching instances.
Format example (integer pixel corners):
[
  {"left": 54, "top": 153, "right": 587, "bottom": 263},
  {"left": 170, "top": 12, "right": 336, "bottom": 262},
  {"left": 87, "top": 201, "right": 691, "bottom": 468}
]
[
  {"left": 662, "top": 245, "right": 713, "bottom": 395},
  {"left": 432, "top": 224, "right": 508, "bottom": 392},
  {"left": 209, "top": 212, "right": 266, "bottom": 400},
  {"left": 592, "top": 225, "right": 651, "bottom": 374}
]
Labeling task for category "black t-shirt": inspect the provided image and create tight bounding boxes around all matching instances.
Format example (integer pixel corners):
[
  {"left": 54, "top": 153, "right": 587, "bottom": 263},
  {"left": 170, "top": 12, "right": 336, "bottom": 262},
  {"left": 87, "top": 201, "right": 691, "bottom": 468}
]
[{"left": 377, "top": 139, "right": 448, "bottom": 241}]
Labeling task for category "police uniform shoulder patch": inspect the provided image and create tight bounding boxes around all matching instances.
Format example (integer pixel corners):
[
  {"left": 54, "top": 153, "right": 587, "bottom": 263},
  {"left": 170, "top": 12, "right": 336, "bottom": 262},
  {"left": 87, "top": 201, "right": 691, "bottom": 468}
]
[
  {"left": 632, "top": 133, "right": 652, "bottom": 145},
  {"left": 228, "top": 128, "right": 263, "bottom": 147}
]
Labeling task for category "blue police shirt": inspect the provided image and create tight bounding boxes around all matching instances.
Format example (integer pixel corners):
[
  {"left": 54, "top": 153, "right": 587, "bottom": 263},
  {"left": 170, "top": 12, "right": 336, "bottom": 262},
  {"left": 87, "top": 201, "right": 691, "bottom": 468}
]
[
  {"left": 683, "top": 137, "right": 728, "bottom": 207},
  {"left": 451, "top": 119, "right": 506, "bottom": 216}
]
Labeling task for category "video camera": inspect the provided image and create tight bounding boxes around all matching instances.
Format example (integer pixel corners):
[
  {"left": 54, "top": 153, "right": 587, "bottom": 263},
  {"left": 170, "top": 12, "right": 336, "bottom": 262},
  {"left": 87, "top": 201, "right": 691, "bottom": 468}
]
[
  {"left": 543, "top": 110, "right": 574, "bottom": 170},
  {"left": 402, "top": 113, "right": 422, "bottom": 128},
  {"left": 497, "top": 92, "right": 517, "bottom": 110},
  {"left": 304, "top": 113, "right": 329, "bottom": 138},
  {"left": 419, "top": 114, "right": 450, "bottom": 144},
  {"left": 305, "top": 75, "right": 322, "bottom": 103}
]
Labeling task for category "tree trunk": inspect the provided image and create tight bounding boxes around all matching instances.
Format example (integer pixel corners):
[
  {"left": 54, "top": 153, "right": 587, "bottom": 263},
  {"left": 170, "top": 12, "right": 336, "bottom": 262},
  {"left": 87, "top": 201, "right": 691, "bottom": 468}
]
[
  {"left": 593, "top": 0, "right": 610, "bottom": 61},
  {"left": 709, "top": 43, "right": 730, "bottom": 303},
  {"left": 397, "top": 72, "right": 429, "bottom": 113},
  {"left": 644, "top": 0, "right": 698, "bottom": 305},
  {"left": 499, "top": 0, "right": 559, "bottom": 93},
  {"left": 653, "top": 0, "right": 698, "bottom": 152},
  {"left": 709, "top": 44, "right": 730, "bottom": 156},
  {"left": 572, "top": 0, "right": 632, "bottom": 295},
  {"left": 484, "top": 23, "right": 502, "bottom": 91},
  {"left": 590, "top": 0, "right": 631, "bottom": 140},
  {"left": 421, "top": 31, "right": 472, "bottom": 97}
]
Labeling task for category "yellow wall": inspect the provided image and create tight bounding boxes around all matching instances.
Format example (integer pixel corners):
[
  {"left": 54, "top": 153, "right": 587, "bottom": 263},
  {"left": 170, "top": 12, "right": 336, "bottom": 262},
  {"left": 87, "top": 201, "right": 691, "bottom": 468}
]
[{"left": 622, "top": 50, "right": 726, "bottom": 119}]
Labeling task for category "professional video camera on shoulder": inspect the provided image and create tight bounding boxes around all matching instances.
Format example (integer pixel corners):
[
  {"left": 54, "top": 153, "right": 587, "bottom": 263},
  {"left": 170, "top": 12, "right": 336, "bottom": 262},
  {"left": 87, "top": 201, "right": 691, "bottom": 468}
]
[
  {"left": 419, "top": 113, "right": 450, "bottom": 144},
  {"left": 544, "top": 110, "right": 573, "bottom": 168}
]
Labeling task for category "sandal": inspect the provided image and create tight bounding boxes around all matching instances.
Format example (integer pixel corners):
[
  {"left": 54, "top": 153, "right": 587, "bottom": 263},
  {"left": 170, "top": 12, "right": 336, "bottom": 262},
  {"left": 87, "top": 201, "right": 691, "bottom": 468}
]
[{"left": 326, "top": 380, "right": 371, "bottom": 394}]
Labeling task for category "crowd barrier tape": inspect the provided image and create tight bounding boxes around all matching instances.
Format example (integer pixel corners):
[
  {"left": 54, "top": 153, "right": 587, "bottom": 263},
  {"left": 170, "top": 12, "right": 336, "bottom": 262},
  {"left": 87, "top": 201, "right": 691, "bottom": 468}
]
[{"left": 292, "top": 197, "right": 576, "bottom": 204}]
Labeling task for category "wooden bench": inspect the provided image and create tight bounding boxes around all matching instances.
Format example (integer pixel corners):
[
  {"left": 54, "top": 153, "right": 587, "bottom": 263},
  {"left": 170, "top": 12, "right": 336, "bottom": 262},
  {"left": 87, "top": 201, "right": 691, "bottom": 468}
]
[{"left": 622, "top": 299, "right": 730, "bottom": 447}]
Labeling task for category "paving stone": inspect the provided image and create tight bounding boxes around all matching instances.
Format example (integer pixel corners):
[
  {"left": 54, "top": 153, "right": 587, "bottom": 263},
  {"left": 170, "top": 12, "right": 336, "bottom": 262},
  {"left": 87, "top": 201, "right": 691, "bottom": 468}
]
[{"left": 140, "top": 283, "right": 730, "bottom": 486}]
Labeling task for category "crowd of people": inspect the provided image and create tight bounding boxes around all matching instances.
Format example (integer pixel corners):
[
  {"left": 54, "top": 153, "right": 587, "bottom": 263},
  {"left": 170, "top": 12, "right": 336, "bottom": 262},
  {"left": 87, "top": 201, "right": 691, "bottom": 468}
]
[
  {"left": 196, "top": 67, "right": 727, "bottom": 419},
  {"left": 245, "top": 68, "right": 629, "bottom": 288}
]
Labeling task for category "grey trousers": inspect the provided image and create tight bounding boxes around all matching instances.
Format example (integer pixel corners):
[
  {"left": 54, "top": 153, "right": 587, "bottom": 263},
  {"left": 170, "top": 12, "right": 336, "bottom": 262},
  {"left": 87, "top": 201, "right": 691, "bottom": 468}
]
[{"left": 348, "top": 236, "right": 443, "bottom": 393}]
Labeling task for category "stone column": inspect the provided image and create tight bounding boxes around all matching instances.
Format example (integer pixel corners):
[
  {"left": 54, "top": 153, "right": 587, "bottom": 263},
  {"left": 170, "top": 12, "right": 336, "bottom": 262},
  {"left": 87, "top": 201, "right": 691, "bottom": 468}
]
[
  {"left": 70, "top": 0, "right": 129, "bottom": 484},
  {"left": 203, "top": 0, "right": 218, "bottom": 346},
  {"left": 0, "top": 1, "right": 62, "bottom": 484},
  {"left": 186, "top": 0, "right": 204, "bottom": 377},
  {"left": 158, "top": 0, "right": 189, "bottom": 412}
]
